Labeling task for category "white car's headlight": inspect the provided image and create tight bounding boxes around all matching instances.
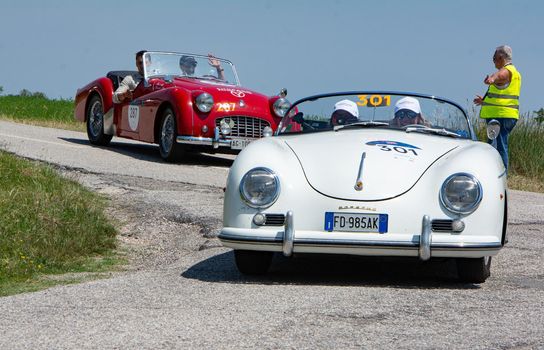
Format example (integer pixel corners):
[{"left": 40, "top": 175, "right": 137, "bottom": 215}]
[
  {"left": 195, "top": 93, "right": 214, "bottom": 113},
  {"left": 239, "top": 168, "right": 280, "bottom": 208},
  {"left": 440, "top": 173, "right": 482, "bottom": 214},
  {"left": 273, "top": 98, "right": 291, "bottom": 117}
]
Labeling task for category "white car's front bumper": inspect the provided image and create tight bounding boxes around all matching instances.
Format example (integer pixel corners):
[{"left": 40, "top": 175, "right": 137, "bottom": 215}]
[{"left": 219, "top": 211, "right": 503, "bottom": 259}]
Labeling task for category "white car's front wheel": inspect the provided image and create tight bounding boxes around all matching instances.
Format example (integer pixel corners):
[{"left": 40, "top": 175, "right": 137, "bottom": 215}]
[
  {"left": 234, "top": 250, "right": 273, "bottom": 275},
  {"left": 456, "top": 256, "right": 492, "bottom": 283}
]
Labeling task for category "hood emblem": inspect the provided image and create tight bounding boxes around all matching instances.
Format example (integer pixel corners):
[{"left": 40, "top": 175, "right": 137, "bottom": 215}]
[
  {"left": 354, "top": 152, "right": 366, "bottom": 191},
  {"left": 338, "top": 205, "right": 377, "bottom": 212},
  {"left": 239, "top": 99, "right": 246, "bottom": 107},
  {"left": 230, "top": 89, "right": 246, "bottom": 98}
]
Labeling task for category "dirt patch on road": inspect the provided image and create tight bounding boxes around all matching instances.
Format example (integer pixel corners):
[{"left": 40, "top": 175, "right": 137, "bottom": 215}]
[{"left": 59, "top": 169, "right": 225, "bottom": 272}]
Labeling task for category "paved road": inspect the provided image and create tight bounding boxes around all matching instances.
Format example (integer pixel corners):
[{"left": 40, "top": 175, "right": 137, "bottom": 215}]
[
  {"left": 0, "top": 121, "right": 543, "bottom": 349},
  {"left": 0, "top": 121, "right": 234, "bottom": 188}
]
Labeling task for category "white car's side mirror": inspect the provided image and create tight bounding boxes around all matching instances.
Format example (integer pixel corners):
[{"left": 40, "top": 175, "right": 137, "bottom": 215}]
[{"left": 487, "top": 119, "right": 500, "bottom": 140}]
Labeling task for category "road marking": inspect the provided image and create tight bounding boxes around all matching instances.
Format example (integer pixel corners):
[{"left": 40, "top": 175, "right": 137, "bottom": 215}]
[{"left": 0, "top": 133, "right": 86, "bottom": 149}]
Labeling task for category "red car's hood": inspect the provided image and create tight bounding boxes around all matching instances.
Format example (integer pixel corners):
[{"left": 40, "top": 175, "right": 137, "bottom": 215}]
[
  {"left": 172, "top": 77, "right": 268, "bottom": 99},
  {"left": 171, "top": 77, "right": 274, "bottom": 117}
]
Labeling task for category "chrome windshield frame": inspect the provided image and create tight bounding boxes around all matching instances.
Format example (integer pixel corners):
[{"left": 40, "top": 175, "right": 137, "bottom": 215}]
[
  {"left": 142, "top": 51, "right": 240, "bottom": 86},
  {"left": 280, "top": 91, "right": 474, "bottom": 140}
]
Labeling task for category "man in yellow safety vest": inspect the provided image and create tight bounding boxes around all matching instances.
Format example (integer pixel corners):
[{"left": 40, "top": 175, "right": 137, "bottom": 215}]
[{"left": 474, "top": 45, "right": 522, "bottom": 171}]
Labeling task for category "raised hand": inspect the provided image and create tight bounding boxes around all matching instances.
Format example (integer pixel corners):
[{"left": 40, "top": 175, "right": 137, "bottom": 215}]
[{"left": 208, "top": 53, "right": 221, "bottom": 68}]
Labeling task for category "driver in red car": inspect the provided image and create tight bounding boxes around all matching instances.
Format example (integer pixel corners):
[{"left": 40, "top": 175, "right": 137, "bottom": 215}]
[
  {"left": 179, "top": 53, "right": 225, "bottom": 80},
  {"left": 112, "top": 50, "right": 147, "bottom": 104},
  {"left": 390, "top": 97, "right": 430, "bottom": 127}
]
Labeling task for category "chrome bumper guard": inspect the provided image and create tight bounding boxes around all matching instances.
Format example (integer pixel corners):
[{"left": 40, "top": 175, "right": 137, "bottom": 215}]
[
  {"left": 177, "top": 126, "right": 264, "bottom": 149},
  {"left": 176, "top": 127, "right": 229, "bottom": 149},
  {"left": 280, "top": 211, "right": 432, "bottom": 260},
  {"left": 282, "top": 211, "right": 294, "bottom": 256},
  {"left": 419, "top": 215, "right": 432, "bottom": 261}
]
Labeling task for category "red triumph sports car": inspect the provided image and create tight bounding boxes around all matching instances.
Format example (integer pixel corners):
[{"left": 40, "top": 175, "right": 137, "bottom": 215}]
[{"left": 74, "top": 51, "right": 291, "bottom": 161}]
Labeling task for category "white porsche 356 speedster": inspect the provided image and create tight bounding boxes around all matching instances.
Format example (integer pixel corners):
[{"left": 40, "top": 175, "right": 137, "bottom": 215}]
[{"left": 218, "top": 92, "right": 507, "bottom": 283}]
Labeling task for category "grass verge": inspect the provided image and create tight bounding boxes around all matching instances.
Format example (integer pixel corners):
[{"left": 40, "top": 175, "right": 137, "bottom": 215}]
[
  {"left": 0, "top": 95, "right": 84, "bottom": 131},
  {"left": 0, "top": 151, "right": 120, "bottom": 296}
]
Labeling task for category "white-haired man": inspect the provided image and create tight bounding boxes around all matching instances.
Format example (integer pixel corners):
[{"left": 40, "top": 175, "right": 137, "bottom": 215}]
[{"left": 474, "top": 45, "right": 522, "bottom": 171}]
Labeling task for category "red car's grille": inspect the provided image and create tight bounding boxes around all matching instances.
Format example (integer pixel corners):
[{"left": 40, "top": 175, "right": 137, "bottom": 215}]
[{"left": 215, "top": 116, "right": 271, "bottom": 138}]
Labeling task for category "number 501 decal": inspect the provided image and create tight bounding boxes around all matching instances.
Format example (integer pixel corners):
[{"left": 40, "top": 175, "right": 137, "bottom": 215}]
[{"left": 379, "top": 145, "right": 418, "bottom": 156}]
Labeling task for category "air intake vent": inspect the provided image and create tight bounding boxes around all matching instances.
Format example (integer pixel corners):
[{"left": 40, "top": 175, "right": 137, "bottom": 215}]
[
  {"left": 431, "top": 219, "right": 454, "bottom": 232},
  {"left": 265, "top": 214, "right": 285, "bottom": 226}
]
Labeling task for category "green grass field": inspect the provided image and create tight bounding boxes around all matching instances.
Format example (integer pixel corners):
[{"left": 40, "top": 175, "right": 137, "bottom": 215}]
[
  {"left": 0, "top": 150, "right": 119, "bottom": 296},
  {"left": 0, "top": 94, "right": 84, "bottom": 131}
]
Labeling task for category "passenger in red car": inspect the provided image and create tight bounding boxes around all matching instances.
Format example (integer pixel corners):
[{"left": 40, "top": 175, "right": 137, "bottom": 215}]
[
  {"left": 179, "top": 54, "right": 225, "bottom": 80},
  {"left": 112, "top": 50, "right": 147, "bottom": 104}
]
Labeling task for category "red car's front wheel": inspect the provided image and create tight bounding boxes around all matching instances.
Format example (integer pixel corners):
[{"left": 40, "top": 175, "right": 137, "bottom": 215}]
[
  {"left": 86, "top": 95, "right": 113, "bottom": 146},
  {"left": 159, "top": 108, "right": 184, "bottom": 162}
]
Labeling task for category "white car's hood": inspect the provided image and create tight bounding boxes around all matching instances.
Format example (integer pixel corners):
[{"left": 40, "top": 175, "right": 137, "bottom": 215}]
[{"left": 283, "top": 129, "right": 459, "bottom": 201}]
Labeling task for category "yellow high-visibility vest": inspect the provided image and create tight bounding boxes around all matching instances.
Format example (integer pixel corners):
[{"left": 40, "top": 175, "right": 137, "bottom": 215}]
[{"left": 480, "top": 64, "right": 522, "bottom": 119}]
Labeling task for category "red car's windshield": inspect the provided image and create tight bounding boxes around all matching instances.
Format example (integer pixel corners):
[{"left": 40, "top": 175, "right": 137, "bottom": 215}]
[{"left": 143, "top": 52, "right": 240, "bottom": 86}]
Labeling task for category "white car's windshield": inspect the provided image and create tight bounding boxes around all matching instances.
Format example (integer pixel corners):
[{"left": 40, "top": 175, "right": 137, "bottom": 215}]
[
  {"left": 143, "top": 52, "right": 240, "bottom": 86},
  {"left": 278, "top": 93, "right": 472, "bottom": 139}
]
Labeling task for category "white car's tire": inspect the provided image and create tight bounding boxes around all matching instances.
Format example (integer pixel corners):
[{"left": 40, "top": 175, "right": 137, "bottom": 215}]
[
  {"left": 456, "top": 256, "right": 492, "bottom": 283},
  {"left": 234, "top": 250, "right": 273, "bottom": 275}
]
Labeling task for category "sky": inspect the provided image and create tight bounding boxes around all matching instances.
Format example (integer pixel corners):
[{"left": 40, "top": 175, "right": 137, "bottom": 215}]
[{"left": 1, "top": 0, "right": 542, "bottom": 115}]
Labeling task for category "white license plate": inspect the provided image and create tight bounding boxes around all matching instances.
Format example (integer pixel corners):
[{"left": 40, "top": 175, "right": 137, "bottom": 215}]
[
  {"left": 324, "top": 212, "right": 388, "bottom": 233},
  {"left": 230, "top": 138, "right": 252, "bottom": 150}
]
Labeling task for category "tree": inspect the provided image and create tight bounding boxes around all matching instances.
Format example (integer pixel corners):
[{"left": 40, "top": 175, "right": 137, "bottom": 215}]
[
  {"left": 31, "top": 91, "right": 47, "bottom": 99},
  {"left": 19, "top": 89, "right": 32, "bottom": 97},
  {"left": 0, "top": 85, "right": 3, "bottom": 95},
  {"left": 534, "top": 108, "right": 544, "bottom": 124},
  {"left": 17, "top": 89, "right": 47, "bottom": 99}
]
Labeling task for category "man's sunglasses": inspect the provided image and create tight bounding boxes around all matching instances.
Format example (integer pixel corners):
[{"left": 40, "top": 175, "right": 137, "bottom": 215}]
[{"left": 395, "top": 109, "right": 418, "bottom": 119}]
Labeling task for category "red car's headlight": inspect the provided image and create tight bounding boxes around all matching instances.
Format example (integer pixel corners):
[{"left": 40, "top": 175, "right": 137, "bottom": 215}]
[
  {"left": 195, "top": 93, "right": 214, "bottom": 113},
  {"left": 273, "top": 98, "right": 291, "bottom": 117}
]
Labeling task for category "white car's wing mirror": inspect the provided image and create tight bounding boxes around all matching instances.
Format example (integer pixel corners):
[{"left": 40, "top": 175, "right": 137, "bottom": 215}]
[{"left": 486, "top": 119, "right": 500, "bottom": 140}]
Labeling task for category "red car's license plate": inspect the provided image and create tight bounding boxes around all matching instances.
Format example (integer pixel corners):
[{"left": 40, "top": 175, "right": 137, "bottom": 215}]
[{"left": 230, "top": 138, "right": 252, "bottom": 150}]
